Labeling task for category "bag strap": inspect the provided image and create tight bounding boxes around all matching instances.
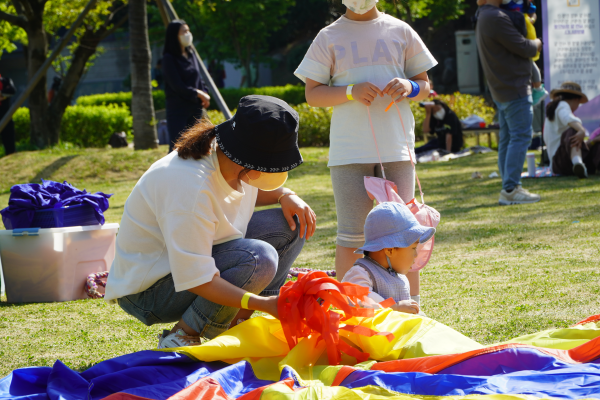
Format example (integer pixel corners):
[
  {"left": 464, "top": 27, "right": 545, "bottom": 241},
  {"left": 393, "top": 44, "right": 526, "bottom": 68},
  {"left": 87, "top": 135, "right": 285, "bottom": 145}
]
[{"left": 366, "top": 103, "right": 425, "bottom": 205}]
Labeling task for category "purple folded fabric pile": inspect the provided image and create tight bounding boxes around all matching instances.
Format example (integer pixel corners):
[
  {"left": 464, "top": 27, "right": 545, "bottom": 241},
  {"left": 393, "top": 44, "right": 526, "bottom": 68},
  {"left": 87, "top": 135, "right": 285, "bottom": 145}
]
[{"left": 0, "top": 180, "right": 112, "bottom": 229}]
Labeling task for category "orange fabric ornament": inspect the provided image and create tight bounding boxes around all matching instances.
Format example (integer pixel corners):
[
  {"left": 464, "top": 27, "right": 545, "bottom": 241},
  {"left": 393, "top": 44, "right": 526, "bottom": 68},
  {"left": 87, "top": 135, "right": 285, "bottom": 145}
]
[{"left": 277, "top": 271, "right": 394, "bottom": 365}]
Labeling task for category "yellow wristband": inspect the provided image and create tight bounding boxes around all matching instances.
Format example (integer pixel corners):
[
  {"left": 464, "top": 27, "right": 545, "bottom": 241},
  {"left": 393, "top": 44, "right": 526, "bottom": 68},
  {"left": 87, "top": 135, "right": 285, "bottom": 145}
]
[
  {"left": 241, "top": 292, "right": 253, "bottom": 309},
  {"left": 346, "top": 84, "right": 354, "bottom": 101}
]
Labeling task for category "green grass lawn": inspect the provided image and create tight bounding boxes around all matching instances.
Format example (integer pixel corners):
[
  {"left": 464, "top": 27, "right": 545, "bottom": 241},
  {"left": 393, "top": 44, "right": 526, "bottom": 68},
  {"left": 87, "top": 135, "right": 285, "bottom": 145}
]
[{"left": 0, "top": 141, "right": 599, "bottom": 377}]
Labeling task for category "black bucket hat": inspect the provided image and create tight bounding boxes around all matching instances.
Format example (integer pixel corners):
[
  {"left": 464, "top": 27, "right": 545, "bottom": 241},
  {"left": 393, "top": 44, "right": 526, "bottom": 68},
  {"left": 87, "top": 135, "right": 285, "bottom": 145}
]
[{"left": 214, "top": 95, "right": 303, "bottom": 173}]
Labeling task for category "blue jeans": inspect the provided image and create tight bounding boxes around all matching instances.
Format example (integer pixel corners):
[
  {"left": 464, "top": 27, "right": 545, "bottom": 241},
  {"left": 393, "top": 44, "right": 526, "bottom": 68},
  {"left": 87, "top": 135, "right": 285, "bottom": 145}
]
[
  {"left": 494, "top": 95, "right": 533, "bottom": 191},
  {"left": 117, "top": 208, "right": 304, "bottom": 339}
]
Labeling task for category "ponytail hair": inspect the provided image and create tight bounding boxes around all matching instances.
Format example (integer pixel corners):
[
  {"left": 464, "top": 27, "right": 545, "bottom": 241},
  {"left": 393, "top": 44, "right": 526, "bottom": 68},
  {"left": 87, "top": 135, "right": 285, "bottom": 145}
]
[
  {"left": 546, "top": 93, "right": 581, "bottom": 121},
  {"left": 174, "top": 119, "right": 216, "bottom": 159}
]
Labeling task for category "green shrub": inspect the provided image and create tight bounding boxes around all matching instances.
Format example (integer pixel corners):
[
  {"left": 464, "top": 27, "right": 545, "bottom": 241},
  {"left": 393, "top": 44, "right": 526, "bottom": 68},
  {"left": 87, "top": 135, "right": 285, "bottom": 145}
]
[
  {"left": 76, "top": 91, "right": 166, "bottom": 110},
  {"left": 293, "top": 103, "right": 331, "bottom": 147},
  {"left": 75, "top": 84, "right": 305, "bottom": 111},
  {"left": 203, "top": 92, "right": 495, "bottom": 147},
  {"left": 205, "top": 104, "right": 331, "bottom": 147},
  {"left": 211, "top": 84, "right": 305, "bottom": 110},
  {"left": 13, "top": 107, "right": 31, "bottom": 144},
  {"left": 12, "top": 105, "right": 132, "bottom": 148},
  {"left": 70, "top": 90, "right": 493, "bottom": 147},
  {"left": 207, "top": 109, "right": 227, "bottom": 125}
]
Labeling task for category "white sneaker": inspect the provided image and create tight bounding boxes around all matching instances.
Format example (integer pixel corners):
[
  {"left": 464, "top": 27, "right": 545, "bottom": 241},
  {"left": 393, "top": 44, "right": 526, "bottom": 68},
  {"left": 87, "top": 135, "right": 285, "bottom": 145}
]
[
  {"left": 499, "top": 185, "right": 541, "bottom": 205},
  {"left": 573, "top": 163, "right": 588, "bottom": 179},
  {"left": 157, "top": 329, "right": 206, "bottom": 349}
]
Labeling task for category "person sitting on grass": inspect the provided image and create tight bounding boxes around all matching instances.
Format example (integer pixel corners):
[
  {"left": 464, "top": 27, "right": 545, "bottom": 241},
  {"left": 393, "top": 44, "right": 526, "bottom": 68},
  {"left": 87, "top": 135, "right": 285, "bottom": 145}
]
[
  {"left": 342, "top": 202, "right": 435, "bottom": 315},
  {"left": 543, "top": 82, "right": 600, "bottom": 178},
  {"left": 415, "top": 99, "right": 464, "bottom": 155}
]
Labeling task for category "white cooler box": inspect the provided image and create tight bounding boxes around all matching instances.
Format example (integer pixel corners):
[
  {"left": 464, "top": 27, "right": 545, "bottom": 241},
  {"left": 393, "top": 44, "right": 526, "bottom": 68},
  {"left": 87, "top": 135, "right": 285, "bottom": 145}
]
[{"left": 0, "top": 223, "right": 119, "bottom": 303}]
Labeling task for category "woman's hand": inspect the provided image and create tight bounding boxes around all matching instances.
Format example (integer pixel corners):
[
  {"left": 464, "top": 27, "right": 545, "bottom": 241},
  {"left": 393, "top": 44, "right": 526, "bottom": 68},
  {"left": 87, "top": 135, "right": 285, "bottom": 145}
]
[
  {"left": 391, "top": 300, "right": 420, "bottom": 314},
  {"left": 280, "top": 194, "right": 316, "bottom": 240},
  {"left": 351, "top": 82, "right": 383, "bottom": 106},
  {"left": 570, "top": 130, "right": 586, "bottom": 148},
  {"left": 382, "top": 78, "right": 412, "bottom": 103},
  {"left": 197, "top": 89, "right": 211, "bottom": 108}
]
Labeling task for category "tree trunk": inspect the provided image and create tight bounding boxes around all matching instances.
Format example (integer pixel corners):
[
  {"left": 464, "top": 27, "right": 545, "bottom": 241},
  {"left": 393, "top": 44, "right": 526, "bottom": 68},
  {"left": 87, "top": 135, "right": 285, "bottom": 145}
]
[
  {"left": 26, "top": 9, "right": 51, "bottom": 148},
  {"left": 129, "top": 0, "right": 157, "bottom": 149}
]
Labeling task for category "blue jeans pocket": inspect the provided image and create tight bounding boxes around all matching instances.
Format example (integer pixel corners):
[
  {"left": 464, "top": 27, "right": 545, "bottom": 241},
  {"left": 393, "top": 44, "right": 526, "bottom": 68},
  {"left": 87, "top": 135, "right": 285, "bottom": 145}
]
[{"left": 118, "top": 296, "right": 162, "bottom": 326}]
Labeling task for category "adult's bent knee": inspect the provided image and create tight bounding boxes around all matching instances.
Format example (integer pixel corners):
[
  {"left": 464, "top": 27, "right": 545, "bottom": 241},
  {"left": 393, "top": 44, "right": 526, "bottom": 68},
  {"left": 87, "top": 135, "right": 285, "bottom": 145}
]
[{"left": 250, "top": 239, "right": 279, "bottom": 283}]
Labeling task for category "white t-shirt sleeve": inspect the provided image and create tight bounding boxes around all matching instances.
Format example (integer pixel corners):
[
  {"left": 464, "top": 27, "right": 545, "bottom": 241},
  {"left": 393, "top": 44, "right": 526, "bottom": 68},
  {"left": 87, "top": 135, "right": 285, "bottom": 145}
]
[
  {"left": 404, "top": 26, "right": 438, "bottom": 78},
  {"left": 158, "top": 209, "right": 220, "bottom": 292},
  {"left": 294, "top": 33, "right": 332, "bottom": 85},
  {"left": 342, "top": 265, "right": 386, "bottom": 304},
  {"left": 556, "top": 101, "right": 581, "bottom": 128}
]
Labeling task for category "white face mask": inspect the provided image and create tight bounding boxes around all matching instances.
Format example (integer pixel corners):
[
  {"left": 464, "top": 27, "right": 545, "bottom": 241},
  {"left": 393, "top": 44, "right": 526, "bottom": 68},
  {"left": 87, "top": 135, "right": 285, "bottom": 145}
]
[
  {"left": 179, "top": 32, "right": 193, "bottom": 47},
  {"left": 433, "top": 108, "right": 446, "bottom": 121},
  {"left": 342, "top": 0, "right": 379, "bottom": 15}
]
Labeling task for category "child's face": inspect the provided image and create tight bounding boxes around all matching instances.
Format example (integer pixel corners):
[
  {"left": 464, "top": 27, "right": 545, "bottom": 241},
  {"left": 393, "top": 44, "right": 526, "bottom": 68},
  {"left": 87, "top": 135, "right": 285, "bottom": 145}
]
[
  {"left": 477, "top": 0, "right": 487, "bottom": 6},
  {"left": 385, "top": 241, "right": 419, "bottom": 275}
]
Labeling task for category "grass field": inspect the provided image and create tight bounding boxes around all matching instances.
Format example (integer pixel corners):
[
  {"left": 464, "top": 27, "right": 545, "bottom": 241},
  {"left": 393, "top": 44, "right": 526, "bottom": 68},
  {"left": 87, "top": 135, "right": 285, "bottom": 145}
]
[{"left": 0, "top": 142, "right": 599, "bottom": 377}]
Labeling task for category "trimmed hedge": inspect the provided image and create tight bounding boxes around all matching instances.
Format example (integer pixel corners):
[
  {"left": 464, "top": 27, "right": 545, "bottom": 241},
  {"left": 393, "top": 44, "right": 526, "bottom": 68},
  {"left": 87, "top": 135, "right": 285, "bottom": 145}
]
[
  {"left": 204, "top": 92, "right": 495, "bottom": 147},
  {"left": 14, "top": 105, "right": 132, "bottom": 148},
  {"left": 206, "top": 104, "right": 331, "bottom": 147},
  {"left": 75, "top": 84, "right": 305, "bottom": 111},
  {"left": 76, "top": 91, "right": 166, "bottom": 110},
  {"left": 54, "top": 91, "right": 494, "bottom": 148},
  {"left": 211, "top": 84, "right": 305, "bottom": 110}
]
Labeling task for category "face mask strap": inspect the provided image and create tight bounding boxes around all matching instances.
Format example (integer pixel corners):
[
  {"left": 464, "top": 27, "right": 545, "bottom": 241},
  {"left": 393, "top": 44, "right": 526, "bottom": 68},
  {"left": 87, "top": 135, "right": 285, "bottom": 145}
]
[{"left": 385, "top": 254, "right": 395, "bottom": 274}]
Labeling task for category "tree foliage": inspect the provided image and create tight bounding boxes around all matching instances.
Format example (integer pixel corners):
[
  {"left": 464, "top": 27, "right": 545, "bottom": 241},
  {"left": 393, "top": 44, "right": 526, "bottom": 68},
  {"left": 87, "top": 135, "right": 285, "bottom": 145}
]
[
  {"left": 192, "top": 0, "right": 295, "bottom": 87},
  {"left": 378, "top": 0, "right": 466, "bottom": 27},
  {"left": 0, "top": 2, "right": 27, "bottom": 55},
  {"left": 0, "top": 0, "right": 127, "bottom": 148}
]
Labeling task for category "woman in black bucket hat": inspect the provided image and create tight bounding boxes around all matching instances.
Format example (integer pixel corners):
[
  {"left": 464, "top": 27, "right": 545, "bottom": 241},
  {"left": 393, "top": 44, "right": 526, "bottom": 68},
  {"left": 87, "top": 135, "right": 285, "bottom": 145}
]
[{"left": 105, "top": 95, "right": 316, "bottom": 348}]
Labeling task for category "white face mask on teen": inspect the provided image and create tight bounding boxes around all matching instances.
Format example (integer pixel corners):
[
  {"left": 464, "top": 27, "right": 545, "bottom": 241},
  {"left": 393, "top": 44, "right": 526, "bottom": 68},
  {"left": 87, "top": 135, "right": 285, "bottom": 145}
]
[
  {"left": 433, "top": 108, "right": 446, "bottom": 121},
  {"left": 342, "top": 0, "right": 379, "bottom": 15},
  {"left": 179, "top": 32, "right": 193, "bottom": 48}
]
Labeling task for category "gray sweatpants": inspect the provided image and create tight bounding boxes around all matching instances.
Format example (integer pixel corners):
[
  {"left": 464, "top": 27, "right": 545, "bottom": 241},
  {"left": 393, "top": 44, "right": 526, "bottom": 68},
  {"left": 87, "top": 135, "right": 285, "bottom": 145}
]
[{"left": 330, "top": 161, "right": 415, "bottom": 248}]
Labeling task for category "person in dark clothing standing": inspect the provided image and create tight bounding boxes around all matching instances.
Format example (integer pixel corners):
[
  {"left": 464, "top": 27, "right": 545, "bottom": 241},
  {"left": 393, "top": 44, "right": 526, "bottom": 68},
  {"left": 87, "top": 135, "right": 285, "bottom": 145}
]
[
  {"left": 0, "top": 74, "right": 17, "bottom": 156},
  {"left": 162, "top": 20, "right": 211, "bottom": 152},
  {"left": 415, "top": 100, "right": 463, "bottom": 154},
  {"left": 476, "top": 0, "right": 541, "bottom": 205}
]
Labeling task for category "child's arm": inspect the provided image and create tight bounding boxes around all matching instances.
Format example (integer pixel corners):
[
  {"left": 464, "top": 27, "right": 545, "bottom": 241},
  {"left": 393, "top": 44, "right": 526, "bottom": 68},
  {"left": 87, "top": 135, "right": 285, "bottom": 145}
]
[
  {"left": 526, "top": 0, "right": 537, "bottom": 23},
  {"left": 341, "top": 266, "right": 386, "bottom": 308},
  {"left": 391, "top": 300, "right": 420, "bottom": 314},
  {"left": 383, "top": 71, "right": 431, "bottom": 104},
  {"left": 528, "top": 13, "right": 537, "bottom": 23},
  {"left": 305, "top": 78, "right": 383, "bottom": 107}
]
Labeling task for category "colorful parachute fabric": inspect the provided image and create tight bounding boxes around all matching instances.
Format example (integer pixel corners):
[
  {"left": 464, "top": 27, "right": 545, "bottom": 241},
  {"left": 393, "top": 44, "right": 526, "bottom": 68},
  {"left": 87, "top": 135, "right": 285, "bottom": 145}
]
[{"left": 1, "top": 313, "right": 600, "bottom": 399}]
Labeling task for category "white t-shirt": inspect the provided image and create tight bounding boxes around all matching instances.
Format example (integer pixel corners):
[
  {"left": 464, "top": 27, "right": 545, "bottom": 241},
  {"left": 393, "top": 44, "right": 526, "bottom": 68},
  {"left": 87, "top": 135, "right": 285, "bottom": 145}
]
[
  {"left": 294, "top": 13, "right": 437, "bottom": 167},
  {"left": 543, "top": 101, "right": 582, "bottom": 170},
  {"left": 104, "top": 149, "right": 258, "bottom": 303}
]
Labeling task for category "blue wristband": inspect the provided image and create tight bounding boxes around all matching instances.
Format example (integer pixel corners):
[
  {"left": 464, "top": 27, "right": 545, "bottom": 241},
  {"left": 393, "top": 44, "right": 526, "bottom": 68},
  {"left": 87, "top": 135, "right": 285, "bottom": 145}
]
[{"left": 406, "top": 80, "right": 420, "bottom": 98}]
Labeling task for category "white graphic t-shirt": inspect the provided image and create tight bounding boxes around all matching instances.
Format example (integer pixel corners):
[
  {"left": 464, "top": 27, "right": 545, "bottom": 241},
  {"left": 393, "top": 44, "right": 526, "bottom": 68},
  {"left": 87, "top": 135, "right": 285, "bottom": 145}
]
[{"left": 295, "top": 13, "right": 437, "bottom": 166}]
